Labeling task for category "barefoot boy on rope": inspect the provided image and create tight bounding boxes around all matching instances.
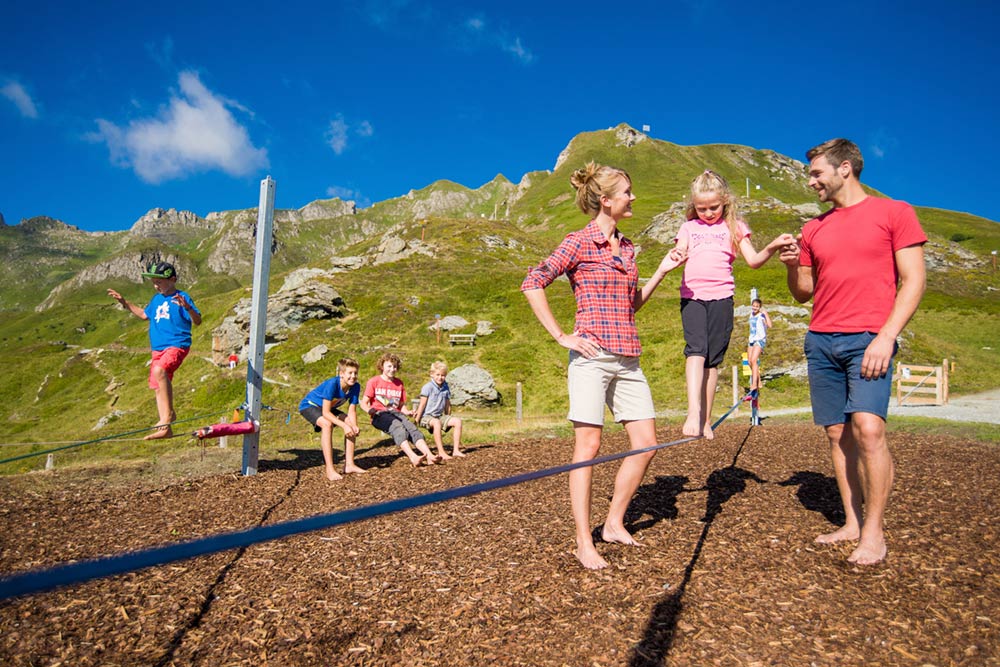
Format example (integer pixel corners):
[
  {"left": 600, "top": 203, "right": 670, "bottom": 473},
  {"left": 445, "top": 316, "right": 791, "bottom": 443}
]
[{"left": 108, "top": 262, "right": 201, "bottom": 440}]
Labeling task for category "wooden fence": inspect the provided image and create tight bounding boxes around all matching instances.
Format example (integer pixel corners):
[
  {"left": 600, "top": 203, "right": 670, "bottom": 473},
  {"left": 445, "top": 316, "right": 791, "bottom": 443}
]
[{"left": 896, "top": 359, "right": 949, "bottom": 406}]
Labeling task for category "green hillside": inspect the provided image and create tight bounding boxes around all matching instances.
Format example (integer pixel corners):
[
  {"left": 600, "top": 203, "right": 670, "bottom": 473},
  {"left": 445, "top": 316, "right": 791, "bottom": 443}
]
[{"left": 1, "top": 124, "right": 997, "bottom": 474}]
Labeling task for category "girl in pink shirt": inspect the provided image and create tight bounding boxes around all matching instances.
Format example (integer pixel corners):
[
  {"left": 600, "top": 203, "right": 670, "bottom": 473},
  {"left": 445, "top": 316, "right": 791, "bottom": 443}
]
[{"left": 670, "top": 171, "right": 794, "bottom": 439}]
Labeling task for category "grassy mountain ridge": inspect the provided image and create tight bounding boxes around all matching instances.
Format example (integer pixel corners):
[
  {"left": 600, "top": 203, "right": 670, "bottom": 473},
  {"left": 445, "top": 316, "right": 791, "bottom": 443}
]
[{"left": 1, "top": 124, "right": 998, "bottom": 473}]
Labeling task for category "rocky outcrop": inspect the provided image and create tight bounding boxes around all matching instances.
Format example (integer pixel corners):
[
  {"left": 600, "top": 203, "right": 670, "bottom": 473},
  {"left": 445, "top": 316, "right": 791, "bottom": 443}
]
[
  {"left": 36, "top": 251, "right": 189, "bottom": 311},
  {"left": 371, "top": 234, "right": 434, "bottom": 265},
  {"left": 211, "top": 279, "right": 347, "bottom": 365},
  {"left": 204, "top": 209, "right": 281, "bottom": 276},
  {"left": 447, "top": 364, "right": 500, "bottom": 407},
  {"left": 614, "top": 124, "right": 647, "bottom": 148},
  {"left": 130, "top": 208, "right": 214, "bottom": 244}
]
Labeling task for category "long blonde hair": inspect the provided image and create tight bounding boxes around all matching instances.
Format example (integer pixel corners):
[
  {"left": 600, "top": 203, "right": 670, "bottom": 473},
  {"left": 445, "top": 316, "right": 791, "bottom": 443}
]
[
  {"left": 686, "top": 170, "right": 743, "bottom": 250},
  {"left": 570, "top": 162, "right": 631, "bottom": 216}
]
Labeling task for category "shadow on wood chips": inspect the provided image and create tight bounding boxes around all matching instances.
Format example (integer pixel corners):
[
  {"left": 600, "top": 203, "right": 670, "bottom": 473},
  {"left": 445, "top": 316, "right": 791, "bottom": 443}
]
[{"left": 0, "top": 422, "right": 997, "bottom": 666}]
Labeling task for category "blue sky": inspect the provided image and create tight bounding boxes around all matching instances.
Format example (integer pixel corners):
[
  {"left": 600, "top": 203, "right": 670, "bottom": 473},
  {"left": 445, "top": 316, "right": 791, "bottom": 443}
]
[{"left": 3, "top": 0, "right": 998, "bottom": 232}]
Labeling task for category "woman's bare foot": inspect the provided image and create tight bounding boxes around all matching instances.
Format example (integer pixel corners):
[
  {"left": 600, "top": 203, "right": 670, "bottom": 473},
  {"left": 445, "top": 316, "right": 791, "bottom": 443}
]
[
  {"left": 602, "top": 525, "right": 640, "bottom": 546},
  {"left": 343, "top": 464, "right": 367, "bottom": 474},
  {"left": 438, "top": 452, "right": 453, "bottom": 460},
  {"left": 575, "top": 543, "right": 609, "bottom": 570},
  {"left": 848, "top": 540, "right": 887, "bottom": 565},
  {"left": 424, "top": 454, "right": 443, "bottom": 465},
  {"left": 451, "top": 450, "right": 466, "bottom": 458},
  {"left": 682, "top": 416, "right": 702, "bottom": 437},
  {"left": 144, "top": 424, "right": 173, "bottom": 440},
  {"left": 325, "top": 469, "right": 344, "bottom": 481},
  {"left": 815, "top": 526, "right": 860, "bottom": 544},
  {"left": 702, "top": 422, "right": 714, "bottom": 440},
  {"left": 408, "top": 453, "right": 426, "bottom": 467}
]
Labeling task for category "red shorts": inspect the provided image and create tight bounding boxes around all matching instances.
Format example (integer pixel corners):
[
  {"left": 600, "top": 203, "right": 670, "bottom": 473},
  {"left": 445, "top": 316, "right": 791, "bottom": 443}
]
[{"left": 149, "top": 347, "right": 190, "bottom": 389}]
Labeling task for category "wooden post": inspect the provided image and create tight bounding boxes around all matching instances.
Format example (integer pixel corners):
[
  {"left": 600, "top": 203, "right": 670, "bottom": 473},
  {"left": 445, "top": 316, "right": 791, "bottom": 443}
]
[
  {"left": 942, "top": 358, "right": 949, "bottom": 404},
  {"left": 516, "top": 382, "right": 523, "bottom": 423},
  {"left": 732, "top": 366, "right": 739, "bottom": 415}
]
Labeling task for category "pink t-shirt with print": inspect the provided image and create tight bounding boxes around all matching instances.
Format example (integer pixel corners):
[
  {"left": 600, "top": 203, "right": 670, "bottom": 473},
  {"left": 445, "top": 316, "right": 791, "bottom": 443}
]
[{"left": 677, "top": 218, "right": 751, "bottom": 300}]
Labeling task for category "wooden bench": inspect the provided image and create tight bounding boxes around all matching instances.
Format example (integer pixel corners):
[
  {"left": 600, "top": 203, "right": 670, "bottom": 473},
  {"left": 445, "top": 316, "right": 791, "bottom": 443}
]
[{"left": 448, "top": 333, "right": 476, "bottom": 346}]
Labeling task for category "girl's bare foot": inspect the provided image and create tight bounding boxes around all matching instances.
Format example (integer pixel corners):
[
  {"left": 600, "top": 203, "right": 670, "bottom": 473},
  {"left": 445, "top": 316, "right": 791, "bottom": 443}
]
[
  {"left": 325, "top": 470, "right": 344, "bottom": 481},
  {"left": 424, "top": 454, "right": 443, "bottom": 465},
  {"left": 815, "top": 526, "right": 860, "bottom": 544},
  {"left": 682, "top": 416, "right": 702, "bottom": 437},
  {"left": 408, "top": 454, "right": 426, "bottom": 467},
  {"left": 343, "top": 464, "right": 367, "bottom": 474},
  {"left": 144, "top": 424, "right": 173, "bottom": 440},
  {"left": 602, "top": 525, "right": 640, "bottom": 546},
  {"left": 438, "top": 452, "right": 453, "bottom": 460},
  {"left": 702, "top": 422, "right": 714, "bottom": 440},
  {"left": 451, "top": 450, "right": 466, "bottom": 458},
  {"left": 575, "top": 543, "right": 609, "bottom": 570}
]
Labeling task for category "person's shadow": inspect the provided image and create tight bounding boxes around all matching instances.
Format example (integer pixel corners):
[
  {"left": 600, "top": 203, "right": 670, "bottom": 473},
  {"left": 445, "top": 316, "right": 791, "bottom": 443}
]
[
  {"left": 777, "top": 471, "right": 845, "bottom": 525},
  {"left": 629, "top": 427, "right": 766, "bottom": 666}
]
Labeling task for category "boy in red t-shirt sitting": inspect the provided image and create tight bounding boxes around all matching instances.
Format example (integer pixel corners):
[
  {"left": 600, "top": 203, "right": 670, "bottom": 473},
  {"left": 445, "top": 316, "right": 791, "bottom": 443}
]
[{"left": 360, "top": 353, "right": 441, "bottom": 467}]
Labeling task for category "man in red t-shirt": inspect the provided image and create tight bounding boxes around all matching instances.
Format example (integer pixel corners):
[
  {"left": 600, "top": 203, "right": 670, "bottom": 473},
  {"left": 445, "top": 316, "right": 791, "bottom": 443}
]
[{"left": 780, "top": 138, "right": 926, "bottom": 566}]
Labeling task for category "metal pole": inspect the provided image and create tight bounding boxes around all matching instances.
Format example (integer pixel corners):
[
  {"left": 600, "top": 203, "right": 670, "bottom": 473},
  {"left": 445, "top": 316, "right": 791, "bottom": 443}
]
[{"left": 242, "top": 176, "right": 276, "bottom": 476}]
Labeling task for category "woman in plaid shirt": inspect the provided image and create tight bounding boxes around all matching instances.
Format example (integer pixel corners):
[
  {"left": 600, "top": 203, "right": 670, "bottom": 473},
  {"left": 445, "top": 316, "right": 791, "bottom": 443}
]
[{"left": 522, "top": 162, "right": 686, "bottom": 570}]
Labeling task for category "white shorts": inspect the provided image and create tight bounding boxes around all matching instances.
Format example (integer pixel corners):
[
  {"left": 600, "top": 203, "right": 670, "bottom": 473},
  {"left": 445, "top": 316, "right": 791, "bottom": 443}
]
[{"left": 567, "top": 349, "right": 656, "bottom": 426}]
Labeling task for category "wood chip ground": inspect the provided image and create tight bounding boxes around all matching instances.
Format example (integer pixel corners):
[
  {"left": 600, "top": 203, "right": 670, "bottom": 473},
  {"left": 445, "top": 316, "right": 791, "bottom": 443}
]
[{"left": 1, "top": 422, "right": 997, "bottom": 666}]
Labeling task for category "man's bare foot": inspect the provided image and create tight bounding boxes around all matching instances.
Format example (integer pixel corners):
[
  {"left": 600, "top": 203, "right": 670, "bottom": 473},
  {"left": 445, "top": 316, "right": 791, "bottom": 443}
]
[
  {"left": 602, "top": 525, "right": 640, "bottom": 546},
  {"left": 682, "top": 416, "right": 702, "bottom": 437},
  {"left": 424, "top": 454, "right": 443, "bottom": 465},
  {"left": 815, "top": 526, "right": 860, "bottom": 544},
  {"left": 451, "top": 450, "right": 466, "bottom": 458},
  {"left": 144, "top": 424, "right": 173, "bottom": 440},
  {"left": 408, "top": 454, "right": 426, "bottom": 467},
  {"left": 848, "top": 540, "right": 887, "bottom": 565},
  {"left": 575, "top": 543, "right": 609, "bottom": 570},
  {"left": 325, "top": 470, "right": 344, "bottom": 481},
  {"left": 343, "top": 465, "right": 367, "bottom": 474},
  {"left": 702, "top": 422, "right": 714, "bottom": 440}
]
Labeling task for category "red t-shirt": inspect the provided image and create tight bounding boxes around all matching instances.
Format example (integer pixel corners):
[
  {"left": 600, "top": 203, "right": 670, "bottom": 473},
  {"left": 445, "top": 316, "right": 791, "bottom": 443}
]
[
  {"left": 363, "top": 375, "right": 406, "bottom": 413},
  {"left": 799, "top": 196, "right": 926, "bottom": 333}
]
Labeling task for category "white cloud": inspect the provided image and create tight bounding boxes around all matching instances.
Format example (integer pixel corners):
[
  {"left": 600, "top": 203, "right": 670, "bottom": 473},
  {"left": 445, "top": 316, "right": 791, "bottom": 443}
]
[
  {"left": 503, "top": 37, "right": 534, "bottom": 65},
  {"left": 325, "top": 114, "right": 374, "bottom": 155},
  {"left": 326, "top": 116, "right": 349, "bottom": 155},
  {"left": 1, "top": 80, "right": 39, "bottom": 119},
  {"left": 868, "top": 128, "right": 898, "bottom": 160},
  {"left": 466, "top": 17, "right": 484, "bottom": 31},
  {"left": 87, "top": 70, "right": 268, "bottom": 183}
]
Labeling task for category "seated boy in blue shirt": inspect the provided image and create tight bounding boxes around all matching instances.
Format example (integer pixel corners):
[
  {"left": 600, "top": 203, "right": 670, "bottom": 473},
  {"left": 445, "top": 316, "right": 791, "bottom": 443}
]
[
  {"left": 108, "top": 261, "right": 201, "bottom": 440},
  {"left": 299, "top": 357, "right": 366, "bottom": 480}
]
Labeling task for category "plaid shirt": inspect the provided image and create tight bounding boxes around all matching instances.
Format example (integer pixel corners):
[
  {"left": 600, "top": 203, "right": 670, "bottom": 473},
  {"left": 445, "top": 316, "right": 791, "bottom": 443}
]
[{"left": 521, "top": 220, "right": 641, "bottom": 356}]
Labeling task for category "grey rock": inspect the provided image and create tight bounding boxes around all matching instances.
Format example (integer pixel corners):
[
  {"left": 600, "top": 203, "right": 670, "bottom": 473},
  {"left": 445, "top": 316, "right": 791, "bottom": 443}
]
[
  {"left": 302, "top": 344, "right": 329, "bottom": 364},
  {"left": 212, "top": 279, "right": 346, "bottom": 364},
  {"left": 447, "top": 364, "right": 500, "bottom": 407},
  {"left": 429, "top": 315, "right": 470, "bottom": 332}
]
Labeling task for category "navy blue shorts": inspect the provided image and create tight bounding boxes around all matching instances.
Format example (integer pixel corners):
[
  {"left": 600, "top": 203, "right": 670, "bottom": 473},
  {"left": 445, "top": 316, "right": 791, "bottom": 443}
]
[
  {"left": 680, "top": 297, "right": 734, "bottom": 368},
  {"left": 804, "top": 331, "right": 897, "bottom": 426}
]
